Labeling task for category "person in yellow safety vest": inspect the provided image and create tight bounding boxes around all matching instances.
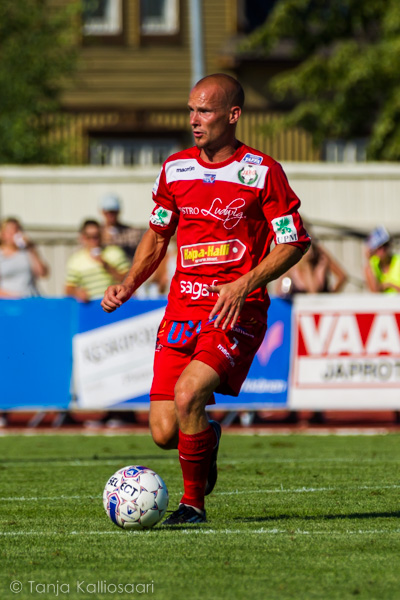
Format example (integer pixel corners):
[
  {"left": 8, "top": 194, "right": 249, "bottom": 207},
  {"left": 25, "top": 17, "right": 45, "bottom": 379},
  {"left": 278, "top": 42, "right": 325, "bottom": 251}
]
[{"left": 364, "top": 226, "right": 400, "bottom": 293}]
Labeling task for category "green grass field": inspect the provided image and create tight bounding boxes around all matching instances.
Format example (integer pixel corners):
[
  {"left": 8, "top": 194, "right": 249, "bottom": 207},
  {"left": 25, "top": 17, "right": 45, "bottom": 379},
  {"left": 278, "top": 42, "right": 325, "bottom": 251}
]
[{"left": 1, "top": 432, "right": 400, "bottom": 600}]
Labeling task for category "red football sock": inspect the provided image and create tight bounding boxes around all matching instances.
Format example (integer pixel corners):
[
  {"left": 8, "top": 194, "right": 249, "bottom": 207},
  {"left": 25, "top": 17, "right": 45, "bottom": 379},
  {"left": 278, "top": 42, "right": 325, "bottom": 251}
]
[{"left": 178, "top": 424, "right": 216, "bottom": 511}]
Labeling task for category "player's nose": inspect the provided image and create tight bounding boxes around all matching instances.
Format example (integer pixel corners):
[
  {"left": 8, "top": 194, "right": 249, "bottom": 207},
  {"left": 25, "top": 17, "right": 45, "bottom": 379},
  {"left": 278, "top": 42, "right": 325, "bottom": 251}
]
[{"left": 190, "top": 110, "right": 200, "bottom": 126}]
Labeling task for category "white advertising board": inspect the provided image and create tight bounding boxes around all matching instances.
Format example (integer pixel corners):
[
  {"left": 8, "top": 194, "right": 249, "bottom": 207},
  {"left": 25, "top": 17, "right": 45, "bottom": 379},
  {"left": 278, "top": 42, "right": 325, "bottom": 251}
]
[
  {"left": 73, "top": 308, "right": 165, "bottom": 408},
  {"left": 290, "top": 294, "right": 400, "bottom": 409}
]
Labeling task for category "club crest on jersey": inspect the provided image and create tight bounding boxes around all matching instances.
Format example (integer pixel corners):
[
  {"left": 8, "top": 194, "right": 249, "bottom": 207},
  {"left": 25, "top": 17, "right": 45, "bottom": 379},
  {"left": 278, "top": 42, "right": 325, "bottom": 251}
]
[
  {"left": 203, "top": 173, "right": 216, "bottom": 184},
  {"left": 241, "top": 152, "right": 263, "bottom": 166},
  {"left": 150, "top": 205, "right": 172, "bottom": 228},
  {"left": 271, "top": 215, "right": 299, "bottom": 243},
  {"left": 238, "top": 165, "right": 258, "bottom": 185}
]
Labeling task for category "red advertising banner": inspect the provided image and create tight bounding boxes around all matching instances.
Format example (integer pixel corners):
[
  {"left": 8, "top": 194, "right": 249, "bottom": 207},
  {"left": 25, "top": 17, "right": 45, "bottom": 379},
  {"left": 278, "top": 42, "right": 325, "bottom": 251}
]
[{"left": 290, "top": 294, "right": 400, "bottom": 409}]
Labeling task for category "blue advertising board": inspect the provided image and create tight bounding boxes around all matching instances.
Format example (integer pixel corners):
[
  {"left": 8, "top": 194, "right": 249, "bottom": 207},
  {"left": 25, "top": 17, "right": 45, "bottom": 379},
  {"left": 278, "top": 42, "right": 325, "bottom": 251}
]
[
  {"left": 0, "top": 298, "right": 79, "bottom": 410},
  {"left": 77, "top": 298, "right": 167, "bottom": 333},
  {"left": 0, "top": 297, "right": 291, "bottom": 411},
  {"left": 215, "top": 297, "right": 292, "bottom": 409}
]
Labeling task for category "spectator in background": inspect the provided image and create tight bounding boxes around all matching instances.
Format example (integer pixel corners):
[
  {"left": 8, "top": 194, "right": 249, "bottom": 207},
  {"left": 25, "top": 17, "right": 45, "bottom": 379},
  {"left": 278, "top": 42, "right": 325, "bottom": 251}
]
[
  {"left": 364, "top": 226, "right": 400, "bottom": 293},
  {"left": 65, "top": 219, "right": 130, "bottom": 302},
  {"left": 274, "top": 235, "right": 347, "bottom": 427},
  {"left": 99, "top": 194, "right": 145, "bottom": 261},
  {"left": 276, "top": 238, "right": 347, "bottom": 297},
  {"left": 0, "top": 217, "right": 49, "bottom": 298}
]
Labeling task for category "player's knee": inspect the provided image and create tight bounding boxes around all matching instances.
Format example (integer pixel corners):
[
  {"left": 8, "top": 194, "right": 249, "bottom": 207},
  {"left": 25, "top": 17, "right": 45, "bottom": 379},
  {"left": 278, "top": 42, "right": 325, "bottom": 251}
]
[
  {"left": 174, "top": 383, "right": 199, "bottom": 421},
  {"left": 150, "top": 422, "right": 178, "bottom": 450}
]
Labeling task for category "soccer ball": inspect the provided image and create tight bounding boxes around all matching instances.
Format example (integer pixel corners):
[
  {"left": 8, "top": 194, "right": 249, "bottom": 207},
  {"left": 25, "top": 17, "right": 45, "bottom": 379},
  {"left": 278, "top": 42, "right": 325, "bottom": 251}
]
[{"left": 103, "top": 465, "right": 169, "bottom": 530}]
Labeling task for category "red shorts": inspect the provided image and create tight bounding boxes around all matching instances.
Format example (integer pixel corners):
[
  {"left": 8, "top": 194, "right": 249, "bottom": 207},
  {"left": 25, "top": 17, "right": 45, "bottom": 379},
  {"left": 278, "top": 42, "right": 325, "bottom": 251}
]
[{"left": 150, "top": 317, "right": 267, "bottom": 401}]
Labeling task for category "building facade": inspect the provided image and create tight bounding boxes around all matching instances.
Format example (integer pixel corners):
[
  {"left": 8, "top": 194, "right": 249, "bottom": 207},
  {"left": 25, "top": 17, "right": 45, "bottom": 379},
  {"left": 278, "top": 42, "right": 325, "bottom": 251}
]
[{"left": 55, "top": 0, "right": 319, "bottom": 165}]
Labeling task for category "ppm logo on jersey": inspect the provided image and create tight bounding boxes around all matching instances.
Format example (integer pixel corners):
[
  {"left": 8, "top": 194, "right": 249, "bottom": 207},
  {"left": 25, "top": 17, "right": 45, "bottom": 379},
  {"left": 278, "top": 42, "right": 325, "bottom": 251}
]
[{"left": 241, "top": 152, "right": 263, "bottom": 165}]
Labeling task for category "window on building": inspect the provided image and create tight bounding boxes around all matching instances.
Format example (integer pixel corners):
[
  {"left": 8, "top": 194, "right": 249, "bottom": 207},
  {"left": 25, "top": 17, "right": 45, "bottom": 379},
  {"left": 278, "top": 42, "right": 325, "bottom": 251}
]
[
  {"left": 89, "top": 136, "right": 181, "bottom": 166},
  {"left": 237, "top": 0, "right": 277, "bottom": 34},
  {"left": 82, "top": 0, "right": 123, "bottom": 36},
  {"left": 140, "top": 0, "right": 179, "bottom": 36}
]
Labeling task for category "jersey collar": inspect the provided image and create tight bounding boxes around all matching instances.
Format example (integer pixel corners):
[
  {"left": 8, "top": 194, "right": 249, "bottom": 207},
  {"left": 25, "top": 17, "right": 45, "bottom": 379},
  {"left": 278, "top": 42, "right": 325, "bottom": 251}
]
[{"left": 195, "top": 142, "right": 245, "bottom": 169}]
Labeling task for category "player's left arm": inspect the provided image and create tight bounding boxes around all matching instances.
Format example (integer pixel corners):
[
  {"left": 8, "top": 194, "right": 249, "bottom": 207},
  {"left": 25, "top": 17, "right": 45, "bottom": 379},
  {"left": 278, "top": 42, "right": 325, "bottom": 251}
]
[
  {"left": 209, "top": 161, "right": 309, "bottom": 329},
  {"left": 208, "top": 243, "right": 303, "bottom": 330}
]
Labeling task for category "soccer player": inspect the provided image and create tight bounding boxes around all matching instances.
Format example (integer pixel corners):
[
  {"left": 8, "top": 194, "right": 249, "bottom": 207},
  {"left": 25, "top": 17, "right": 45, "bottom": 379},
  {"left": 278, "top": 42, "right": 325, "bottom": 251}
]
[{"left": 101, "top": 74, "right": 310, "bottom": 524}]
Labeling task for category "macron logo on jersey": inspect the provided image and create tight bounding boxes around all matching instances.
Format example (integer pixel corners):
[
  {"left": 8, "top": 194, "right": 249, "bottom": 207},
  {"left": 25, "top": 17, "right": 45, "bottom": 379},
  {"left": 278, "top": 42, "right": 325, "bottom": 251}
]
[
  {"left": 241, "top": 153, "right": 263, "bottom": 166},
  {"left": 176, "top": 166, "right": 195, "bottom": 173}
]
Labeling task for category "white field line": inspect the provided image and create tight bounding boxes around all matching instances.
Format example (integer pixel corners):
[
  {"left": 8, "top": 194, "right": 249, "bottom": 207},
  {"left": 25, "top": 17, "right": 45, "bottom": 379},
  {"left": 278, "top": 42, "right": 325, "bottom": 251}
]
[
  {"left": 1, "top": 528, "right": 400, "bottom": 537},
  {"left": 1, "top": 483, "right": 400, "bottom": 503},
  {"left": 2, "top": 456, "right": 400, "bottom": 468},
  {"left": 0, "top": 459, "right": 178, "bottom": 467},
  {"left": 217, "top": 483, "right": 400, "bottom": 495}
]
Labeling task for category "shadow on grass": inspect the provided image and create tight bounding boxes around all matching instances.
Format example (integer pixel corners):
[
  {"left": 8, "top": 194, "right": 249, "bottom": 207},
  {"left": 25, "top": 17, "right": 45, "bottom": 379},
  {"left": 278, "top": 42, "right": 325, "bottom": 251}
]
[{"left": 236, "top": 511, "right": 400, "bottom": 522}]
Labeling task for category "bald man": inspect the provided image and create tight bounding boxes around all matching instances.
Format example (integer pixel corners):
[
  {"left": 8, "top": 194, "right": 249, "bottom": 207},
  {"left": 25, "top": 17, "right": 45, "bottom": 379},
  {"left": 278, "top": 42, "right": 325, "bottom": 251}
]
[{"left": 101, "top": 74, "right": 310, "bottom": 525}]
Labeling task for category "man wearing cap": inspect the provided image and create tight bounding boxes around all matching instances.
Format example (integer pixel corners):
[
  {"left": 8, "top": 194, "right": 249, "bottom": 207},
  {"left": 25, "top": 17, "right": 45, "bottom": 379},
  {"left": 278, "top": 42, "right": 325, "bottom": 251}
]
[
  {"left": 100, "top": 194, "right": 145, "bottom": 262},
  {"left": 364, "top": 226, "right": 400, "bottom": 293}
]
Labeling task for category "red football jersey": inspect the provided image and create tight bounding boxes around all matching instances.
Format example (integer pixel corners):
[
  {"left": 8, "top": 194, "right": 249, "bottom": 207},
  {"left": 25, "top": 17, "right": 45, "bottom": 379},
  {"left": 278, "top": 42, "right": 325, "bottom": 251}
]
[{"left": 149, "top": 143, "right": 310, "bottom": 323}]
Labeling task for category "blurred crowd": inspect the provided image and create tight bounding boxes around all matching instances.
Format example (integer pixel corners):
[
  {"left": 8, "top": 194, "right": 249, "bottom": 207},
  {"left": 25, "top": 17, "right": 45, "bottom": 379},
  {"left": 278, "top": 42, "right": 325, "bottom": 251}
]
[
  {"left": 0, "top": 194, "right": 176, "bottom": 302},
  {"left": 1, "top": 200, "right": 398, "bottom": 302}
]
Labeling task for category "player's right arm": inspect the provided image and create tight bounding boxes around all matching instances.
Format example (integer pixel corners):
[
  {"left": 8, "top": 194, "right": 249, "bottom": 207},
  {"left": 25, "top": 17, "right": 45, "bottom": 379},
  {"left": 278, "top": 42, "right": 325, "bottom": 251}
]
[
  {"left": 101, "top": 228, "right": 170, "bottom": 312},
  {"left": 102, "top": 159, "right": 179, "bottom": 313}
]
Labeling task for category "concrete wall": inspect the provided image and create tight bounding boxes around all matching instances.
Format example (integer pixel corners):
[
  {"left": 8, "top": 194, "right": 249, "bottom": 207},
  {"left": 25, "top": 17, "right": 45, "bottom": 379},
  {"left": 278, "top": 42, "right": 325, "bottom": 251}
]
[{"left": 2, "top": 163, "right": 400, "bottom": 231}]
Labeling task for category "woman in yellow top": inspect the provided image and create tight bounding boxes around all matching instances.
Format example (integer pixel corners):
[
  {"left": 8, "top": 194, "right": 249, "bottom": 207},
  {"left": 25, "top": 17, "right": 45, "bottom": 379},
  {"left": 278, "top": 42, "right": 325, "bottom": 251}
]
[{"left": 364, "top": 226, "right": 400, "bottom": 293}]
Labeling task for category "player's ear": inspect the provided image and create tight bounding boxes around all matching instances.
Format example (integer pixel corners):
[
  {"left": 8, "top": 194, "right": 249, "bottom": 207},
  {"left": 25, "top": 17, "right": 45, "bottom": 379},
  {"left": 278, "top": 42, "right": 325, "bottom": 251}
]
[{"left": 229, "top": 106, "right": 241, "bottom": 124}]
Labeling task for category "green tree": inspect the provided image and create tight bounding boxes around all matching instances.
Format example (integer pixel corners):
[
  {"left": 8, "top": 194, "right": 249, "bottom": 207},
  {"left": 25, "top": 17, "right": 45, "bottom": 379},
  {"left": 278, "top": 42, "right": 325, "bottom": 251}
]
[
  {"left": 242, "top": 0, "right": 400, "bottom": 160},
  {"left": 0, "top": 0, "right": 79, "bottom": 164}
]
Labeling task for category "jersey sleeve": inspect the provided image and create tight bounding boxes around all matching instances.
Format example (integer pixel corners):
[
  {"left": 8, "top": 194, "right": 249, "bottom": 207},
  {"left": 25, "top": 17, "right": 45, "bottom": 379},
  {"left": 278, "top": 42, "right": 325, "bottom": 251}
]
[
  {"left": 262, "top": 162, "right": 310, "bottom": 253},
  {"left": 149, "top": 165, "right": 179, "bottom": 238}
]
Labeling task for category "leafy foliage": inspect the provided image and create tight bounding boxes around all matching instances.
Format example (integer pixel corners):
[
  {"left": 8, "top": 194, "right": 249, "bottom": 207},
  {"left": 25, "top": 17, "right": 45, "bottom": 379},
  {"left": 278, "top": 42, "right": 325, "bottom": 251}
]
[
  {"left": 242, "top": 0, "right": 400, "bottom": 160},
  {"left": 0, "top": 0, "right": 79, "bottom": 164}
]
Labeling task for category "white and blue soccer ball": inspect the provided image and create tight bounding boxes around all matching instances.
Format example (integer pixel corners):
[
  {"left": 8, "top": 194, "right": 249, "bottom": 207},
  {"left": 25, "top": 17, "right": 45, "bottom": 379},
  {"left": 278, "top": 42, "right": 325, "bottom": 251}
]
[{"left": 103, "top": 465, "right": 169, "bottom": 530}]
